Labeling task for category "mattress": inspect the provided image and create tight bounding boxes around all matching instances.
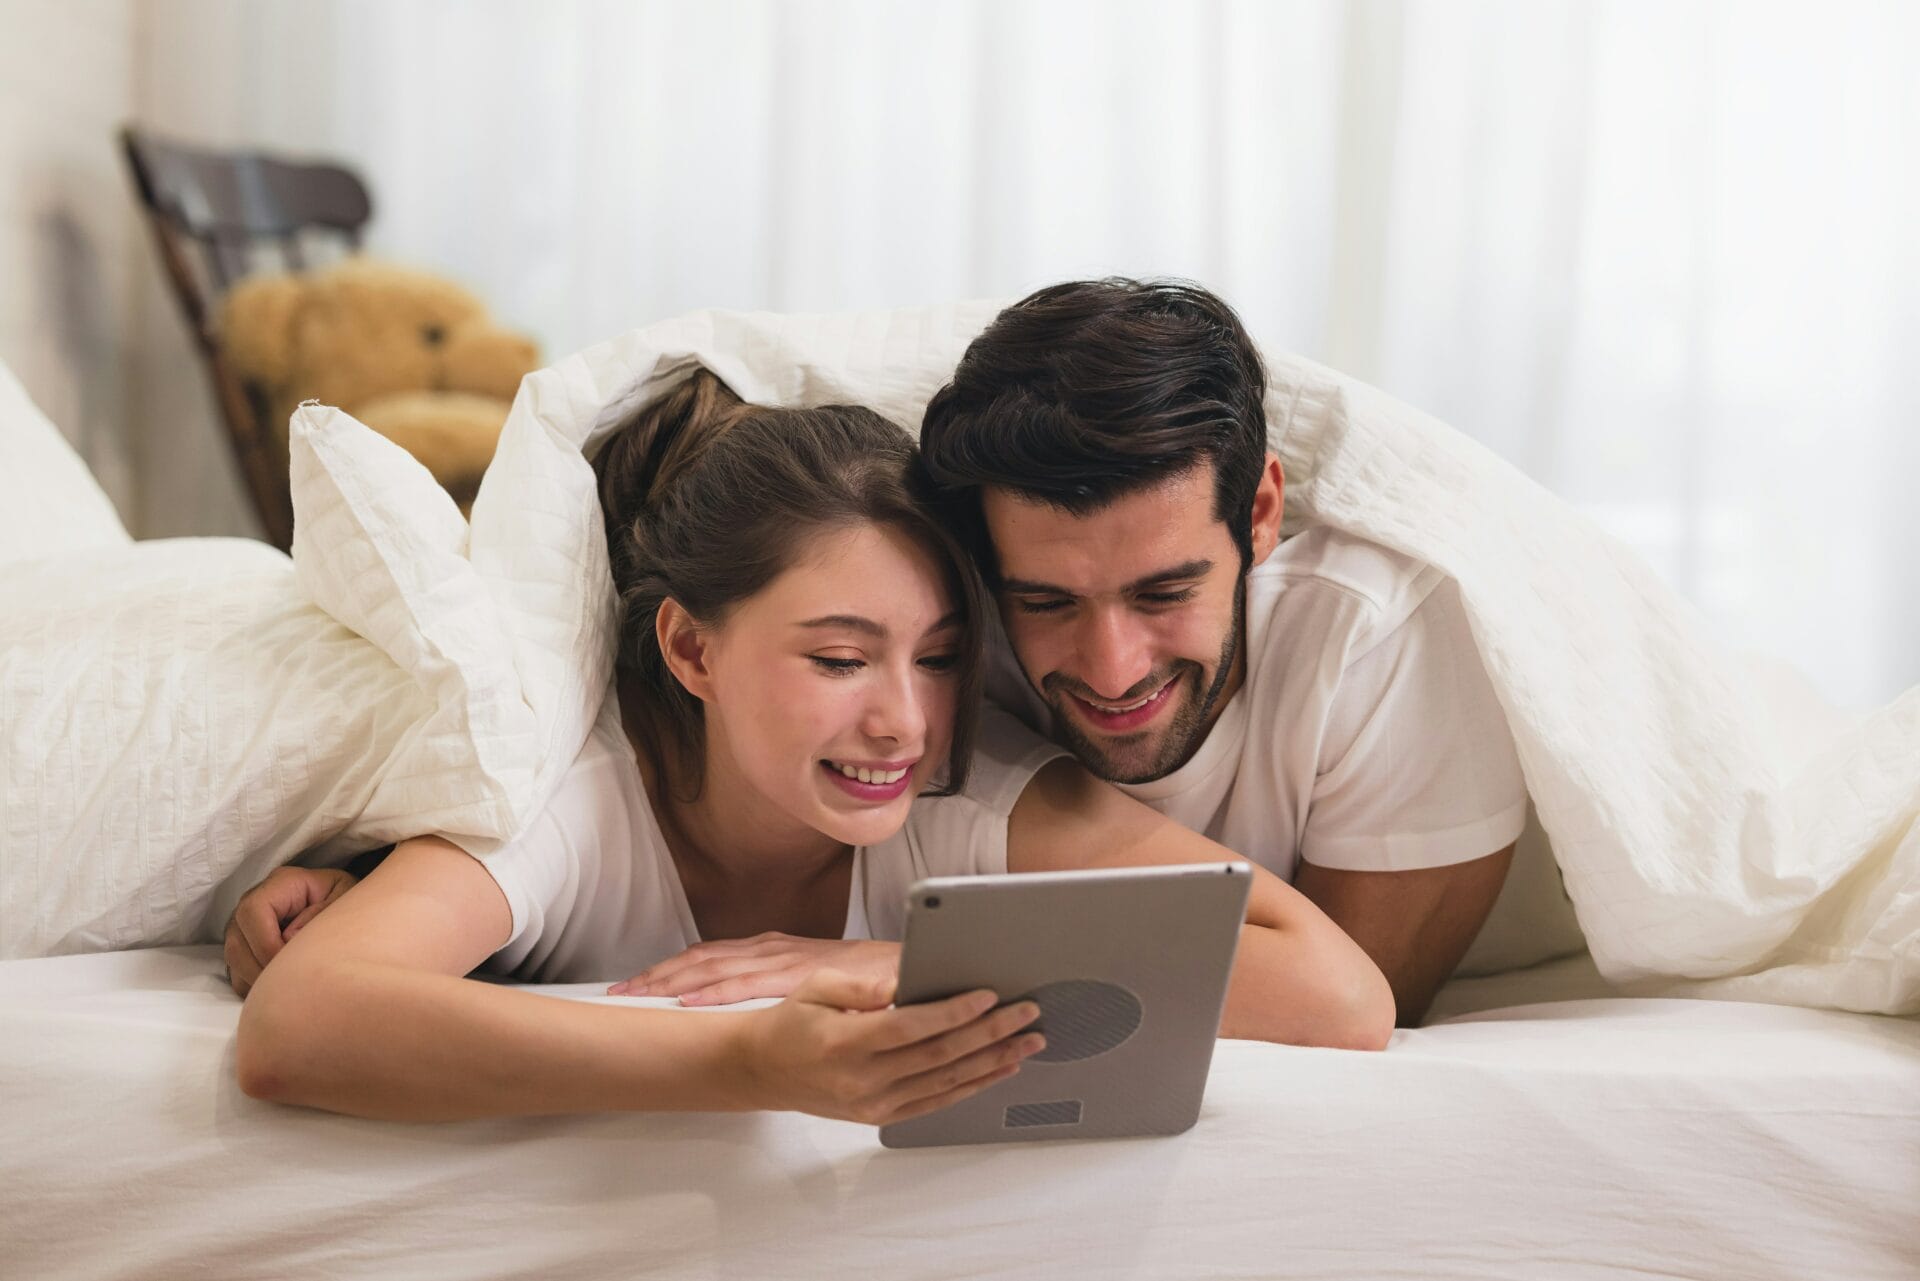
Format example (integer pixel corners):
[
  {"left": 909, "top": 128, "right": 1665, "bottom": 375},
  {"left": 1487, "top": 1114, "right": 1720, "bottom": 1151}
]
[{"left": 2, "top": 947, "right": 1914, "bottom": 1281}]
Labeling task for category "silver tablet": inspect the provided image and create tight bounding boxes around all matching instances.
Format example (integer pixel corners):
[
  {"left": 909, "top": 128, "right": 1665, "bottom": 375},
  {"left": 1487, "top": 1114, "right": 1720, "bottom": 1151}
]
[{"left": 879, "top": 861, "right": 1251, "bottom": 1149}]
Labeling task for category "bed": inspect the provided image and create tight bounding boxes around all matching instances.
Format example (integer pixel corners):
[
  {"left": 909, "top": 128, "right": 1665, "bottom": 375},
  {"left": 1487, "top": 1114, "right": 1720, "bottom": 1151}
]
[
  {"left": 5, "top": 311, "right": 1917, "bottom": 1279},
  {"left": 3, "top": 945, "right": 1914, "bottom": 1280}
]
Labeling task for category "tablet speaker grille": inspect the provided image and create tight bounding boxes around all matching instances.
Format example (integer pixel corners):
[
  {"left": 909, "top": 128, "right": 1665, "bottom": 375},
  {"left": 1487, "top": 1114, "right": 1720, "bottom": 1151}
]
[
  {"left": 1004, "top": 1100, "right": 1083, "bottom": 1128},
  {"left": 1022, "top": 979, "right": 1143, "bottom": 1063}
]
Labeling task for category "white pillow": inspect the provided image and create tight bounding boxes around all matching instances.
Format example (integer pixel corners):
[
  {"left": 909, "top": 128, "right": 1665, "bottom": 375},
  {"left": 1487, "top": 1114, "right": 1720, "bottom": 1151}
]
[
  {"left": 0, "top": 389, "right": 613, "bottom": 957},
  {"left": 0, "top": 360, "right": 129, "bottom": 565}
]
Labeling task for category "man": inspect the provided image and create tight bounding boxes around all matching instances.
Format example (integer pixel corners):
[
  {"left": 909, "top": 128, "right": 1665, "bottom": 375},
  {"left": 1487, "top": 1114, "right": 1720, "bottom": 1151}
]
[{"left": 918, "top": 278, "right": 1526, "bottom": 1025}]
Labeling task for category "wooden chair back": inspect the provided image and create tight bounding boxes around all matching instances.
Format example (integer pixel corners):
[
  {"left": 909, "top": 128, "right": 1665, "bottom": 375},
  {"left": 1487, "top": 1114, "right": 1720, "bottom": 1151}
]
[{"left": 120, "top": 126, "right": 374, "bottom": 549}]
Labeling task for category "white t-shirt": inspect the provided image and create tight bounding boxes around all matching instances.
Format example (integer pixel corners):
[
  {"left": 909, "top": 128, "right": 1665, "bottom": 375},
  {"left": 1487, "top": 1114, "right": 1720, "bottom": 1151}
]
[
  {"left": 475, "top": 698, "right": 1067, "bottom": 984},
  {"left": 987, "top": 526, "right": 1528, "bottom": 883}
]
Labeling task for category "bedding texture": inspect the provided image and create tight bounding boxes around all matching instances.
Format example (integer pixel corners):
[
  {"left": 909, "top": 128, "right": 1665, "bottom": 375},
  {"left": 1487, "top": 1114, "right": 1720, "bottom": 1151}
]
[
  {"left": 2, "top": 946, "right": 1914, "bottom": 1281},
  {"left": 4, "top": 301, "right": 1916, "bottom": 1012}
]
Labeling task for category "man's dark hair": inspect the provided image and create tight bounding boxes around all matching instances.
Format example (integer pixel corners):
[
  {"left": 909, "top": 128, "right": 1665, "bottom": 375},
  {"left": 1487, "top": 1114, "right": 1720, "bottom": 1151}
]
[{"left": 918, "top": 277, "right": 1270, "bottom": 576}]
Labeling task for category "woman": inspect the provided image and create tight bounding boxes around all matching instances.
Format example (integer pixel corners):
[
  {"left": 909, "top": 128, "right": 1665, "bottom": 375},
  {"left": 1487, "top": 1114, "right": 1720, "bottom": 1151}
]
[{"left": 233, "top": 372, "right": 1392, "bottom": 1126}]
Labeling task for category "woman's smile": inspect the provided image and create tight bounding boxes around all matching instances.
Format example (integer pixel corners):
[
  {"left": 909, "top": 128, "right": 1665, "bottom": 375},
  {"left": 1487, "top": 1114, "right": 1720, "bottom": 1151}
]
[{"left": 820, "top": 756, "right": 918, "bottom": 802}]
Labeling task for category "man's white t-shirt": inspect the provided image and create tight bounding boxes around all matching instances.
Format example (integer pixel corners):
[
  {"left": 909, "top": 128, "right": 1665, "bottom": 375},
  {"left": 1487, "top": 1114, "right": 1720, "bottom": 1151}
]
[
  {"left": 474, "top": 699, "right": 1066, "bottom": 984},
  {"left": 988, "top": 526, "right": 1528, "bottom": 883}
]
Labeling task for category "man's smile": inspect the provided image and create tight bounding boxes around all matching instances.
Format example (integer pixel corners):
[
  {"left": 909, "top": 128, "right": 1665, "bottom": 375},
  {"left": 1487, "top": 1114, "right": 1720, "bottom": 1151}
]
[{"left": 1064, "top": 672, "right": 1181, "bottom": 734}]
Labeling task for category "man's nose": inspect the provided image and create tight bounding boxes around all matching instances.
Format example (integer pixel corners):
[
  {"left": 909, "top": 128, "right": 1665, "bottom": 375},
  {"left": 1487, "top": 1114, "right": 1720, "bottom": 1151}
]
[{"left": 1075, "top": 607, "right": 1153, "bottom": 699}]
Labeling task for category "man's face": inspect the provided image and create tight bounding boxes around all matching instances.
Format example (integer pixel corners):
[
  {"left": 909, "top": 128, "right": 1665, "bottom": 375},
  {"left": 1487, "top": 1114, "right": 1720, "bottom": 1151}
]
[{"left": 983, "top": 459, "right": 1280, "bottom": 784}]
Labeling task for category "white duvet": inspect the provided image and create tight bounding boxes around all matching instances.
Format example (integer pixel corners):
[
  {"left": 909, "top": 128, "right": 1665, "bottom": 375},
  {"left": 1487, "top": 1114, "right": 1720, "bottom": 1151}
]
[{"left": 3, "top": 303, "right": 1916, "bottom": 1014}]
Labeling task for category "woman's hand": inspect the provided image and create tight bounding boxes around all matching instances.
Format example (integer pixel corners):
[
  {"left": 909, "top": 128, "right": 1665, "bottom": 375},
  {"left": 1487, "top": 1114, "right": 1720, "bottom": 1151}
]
[
  {"left": 736, "top": 969, "right": 1044, "bottom": 1125},
  {"left": 609, "top": 935, "right": 902, "bottom": 1006},
  {"left": 223, "top": 866, "right": 357, "bottom": 997}
]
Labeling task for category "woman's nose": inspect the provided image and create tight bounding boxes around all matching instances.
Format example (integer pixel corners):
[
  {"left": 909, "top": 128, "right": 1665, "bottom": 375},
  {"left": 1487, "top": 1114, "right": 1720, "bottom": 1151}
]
[{"left": 862, "top": 666, "right": 928, "bottom": 746}]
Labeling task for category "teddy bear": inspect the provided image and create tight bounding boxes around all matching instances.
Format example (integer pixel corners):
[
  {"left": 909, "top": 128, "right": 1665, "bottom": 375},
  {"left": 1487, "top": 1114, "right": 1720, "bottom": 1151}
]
[{"left": 219, "top": 258, "right": 541, "bottom": 508}]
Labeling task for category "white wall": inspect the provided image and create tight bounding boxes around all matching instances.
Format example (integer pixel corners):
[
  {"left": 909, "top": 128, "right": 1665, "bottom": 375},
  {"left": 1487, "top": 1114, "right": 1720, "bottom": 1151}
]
[
  {"left": 0, "top": 0, "right": 144, "bottom": 524},
  {"left": 0, "top": 0, "right": 269, "bottom": 538}
]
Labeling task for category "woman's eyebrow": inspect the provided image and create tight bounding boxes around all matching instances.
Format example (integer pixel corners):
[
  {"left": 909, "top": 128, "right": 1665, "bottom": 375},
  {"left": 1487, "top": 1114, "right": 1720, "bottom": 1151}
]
[
  {"left": 798, "top": 614, "right": 887, "bottom": 637},
  {"left": 796, "top": 610, "right": 964, "bottom": 639}
]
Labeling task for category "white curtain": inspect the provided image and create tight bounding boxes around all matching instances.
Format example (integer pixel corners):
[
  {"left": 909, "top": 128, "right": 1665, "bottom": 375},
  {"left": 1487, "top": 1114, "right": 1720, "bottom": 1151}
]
[{"left": 202, "top": 0, "right": 1918, "bottom": 707}]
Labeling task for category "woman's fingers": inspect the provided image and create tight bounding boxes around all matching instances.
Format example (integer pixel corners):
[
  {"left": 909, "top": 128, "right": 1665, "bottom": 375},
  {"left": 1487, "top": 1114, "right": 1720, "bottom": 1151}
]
[
  {"left": 612, "top": 938, "right": 786, "bottom": 994},
  {"left": 750, "top": 979, "right": 1038, "bottom": 1124},
  {"left": 791, "top": 967, "right": 899, "bottom": 1014},
  {"left": 282, "top": 900, "right": 325, "bottom": 939},
  {"left": 677, "top": 967, "right": 809, "bottom": 1006},
  {"left": 224, "top": 868, "right": 358, "bottom": 993},
  {"left": 883, "top": 999, "right": 1042, "bottom": 1073},
  {"left": 882, "top": 1063, "right": 1025, "bottom": 1126},
  {"left": 222, "top": 927, "right": 262, "bottom": 997},
  {"left": 319, "top": 870, "right": 354, "bottom": 906},
  {"left": 231, "top": 890, "right": 292, "bottom": 971},
  {"left": 610, "top": 954, "right": 780, "bottom": 997},
  {"left": 865, "top": 1015, "right": 1046, "bottom": 1124},
  {"left": 853, "top": 988, "right": 1004, "bottom": 1053},
  {"left": 881, "top": 1029, "right": 1045, "bottom": 1124}
]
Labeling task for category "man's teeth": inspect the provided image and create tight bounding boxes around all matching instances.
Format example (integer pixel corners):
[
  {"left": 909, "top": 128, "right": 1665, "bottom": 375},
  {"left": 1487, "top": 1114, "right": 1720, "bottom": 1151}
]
[
  {"left": 832, "top": 762, "right": 909, "bottom": 785},
  {"left": 1088, "top": 686, "right": 1162, "bottom": 714}
]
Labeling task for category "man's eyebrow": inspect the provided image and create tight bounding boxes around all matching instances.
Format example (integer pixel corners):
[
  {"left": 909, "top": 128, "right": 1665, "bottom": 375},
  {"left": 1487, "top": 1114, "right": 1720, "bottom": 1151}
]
[
  {"left": 1000, "top": 559, "right": 1215, "bottom": 598},
  {"left": 797, "top": 611, "right": 965, "bottom": 639}
]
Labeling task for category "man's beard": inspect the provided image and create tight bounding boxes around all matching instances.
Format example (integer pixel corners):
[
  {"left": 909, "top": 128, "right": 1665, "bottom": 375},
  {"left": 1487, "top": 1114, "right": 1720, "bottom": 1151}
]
[{"left": 1039, "top": 582, "right": 1244, "bottom": 785}]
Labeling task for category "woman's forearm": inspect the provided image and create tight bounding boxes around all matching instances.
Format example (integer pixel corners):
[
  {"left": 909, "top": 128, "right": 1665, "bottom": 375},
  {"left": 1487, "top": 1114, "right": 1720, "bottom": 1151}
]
[{"left": 237, "top": 956, "right": 757, "bottom": 1121}]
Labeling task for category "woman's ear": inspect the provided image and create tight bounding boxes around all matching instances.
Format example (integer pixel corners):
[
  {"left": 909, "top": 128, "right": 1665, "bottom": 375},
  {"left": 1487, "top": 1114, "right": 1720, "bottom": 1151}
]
[
  {"left": 655, "top": 599, "right": 715, "bottom": 702},
  {"left": 1248, "top": 451, "right": 1285, "bottom": 565}
]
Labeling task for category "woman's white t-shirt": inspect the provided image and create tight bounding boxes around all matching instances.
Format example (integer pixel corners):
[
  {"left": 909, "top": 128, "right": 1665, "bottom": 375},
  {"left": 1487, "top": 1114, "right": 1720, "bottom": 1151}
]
[{"left": 475, "top": 699, "right": 1066, "bottom": 984}]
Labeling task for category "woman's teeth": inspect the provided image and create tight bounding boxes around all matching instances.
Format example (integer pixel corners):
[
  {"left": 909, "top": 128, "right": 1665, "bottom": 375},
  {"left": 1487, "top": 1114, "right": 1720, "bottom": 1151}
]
[{"left": 831, "top": 762, "right": 909, "bottom": 785}]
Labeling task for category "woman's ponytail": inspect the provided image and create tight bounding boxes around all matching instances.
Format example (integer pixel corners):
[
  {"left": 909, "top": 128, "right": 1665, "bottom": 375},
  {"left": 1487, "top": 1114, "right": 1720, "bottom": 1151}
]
[{"left": 593, "top": 369, "right": 748, "bottom": 587}]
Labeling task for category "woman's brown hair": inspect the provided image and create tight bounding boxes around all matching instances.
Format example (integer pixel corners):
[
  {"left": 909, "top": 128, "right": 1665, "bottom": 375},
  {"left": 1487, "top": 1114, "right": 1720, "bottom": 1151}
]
[{"left": 592, "top": 369, "right": 984, "bottom": 802}]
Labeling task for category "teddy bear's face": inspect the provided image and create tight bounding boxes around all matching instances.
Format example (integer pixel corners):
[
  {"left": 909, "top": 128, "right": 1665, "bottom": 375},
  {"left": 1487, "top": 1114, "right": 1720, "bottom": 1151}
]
[
  {"left": 293, "top": 265, "right": 491, "bottom": 409},
  {"left": 221, "top": 259, "right": 539, "bottom": 420}
]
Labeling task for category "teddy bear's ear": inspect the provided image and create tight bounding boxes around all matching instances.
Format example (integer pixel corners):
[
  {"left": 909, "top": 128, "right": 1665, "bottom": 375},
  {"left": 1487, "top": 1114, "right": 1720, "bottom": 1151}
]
[{"left": 218, "top": 272, "right": 307, "bottom": 391}]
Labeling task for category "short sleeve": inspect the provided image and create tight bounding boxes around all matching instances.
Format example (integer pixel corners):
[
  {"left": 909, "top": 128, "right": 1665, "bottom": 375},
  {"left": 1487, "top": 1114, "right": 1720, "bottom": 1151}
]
[
  {"left": 1301, "top": 577, "right": 1528, "bottom": 872},
  {"left": 859, "top": 708, "right": 1068, "bottom": 938},
  {"left": 472, "top": 778, "right": 582, "bottom": 956},
  {"left": 910, "top": 707, "right": 1068, "bottom": 876},
  {"left": 469, "top": 705, "right": 629, "bottom": 962}
]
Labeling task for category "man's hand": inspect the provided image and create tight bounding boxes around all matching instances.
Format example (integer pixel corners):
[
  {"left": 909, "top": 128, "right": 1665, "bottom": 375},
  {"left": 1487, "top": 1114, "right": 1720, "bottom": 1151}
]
[
  {"left": 223, "top": 866, "right": 357, "bottom": 997},
  {"left": 609, "top": 935, "right": 902, "bottom": 1006}
]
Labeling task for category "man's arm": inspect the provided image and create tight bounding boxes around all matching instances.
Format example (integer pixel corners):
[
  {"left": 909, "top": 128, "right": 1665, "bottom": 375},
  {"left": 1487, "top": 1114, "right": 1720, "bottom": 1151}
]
[{"left": 1293, "top": 844, "right": 1514, "bottom": 1027}]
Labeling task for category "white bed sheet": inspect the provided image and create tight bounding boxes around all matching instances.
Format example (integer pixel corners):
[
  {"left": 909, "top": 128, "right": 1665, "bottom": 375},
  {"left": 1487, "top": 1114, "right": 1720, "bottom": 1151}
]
[{"left": 2, "top": 948, "right": 1913, "bottom": 1281}]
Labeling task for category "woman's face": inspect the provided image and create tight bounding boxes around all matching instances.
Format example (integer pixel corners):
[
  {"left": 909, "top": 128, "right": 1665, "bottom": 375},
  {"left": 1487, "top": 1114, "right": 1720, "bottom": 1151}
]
[{"left": 693, "top": 520, "right": 963, "bottom": 849}]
